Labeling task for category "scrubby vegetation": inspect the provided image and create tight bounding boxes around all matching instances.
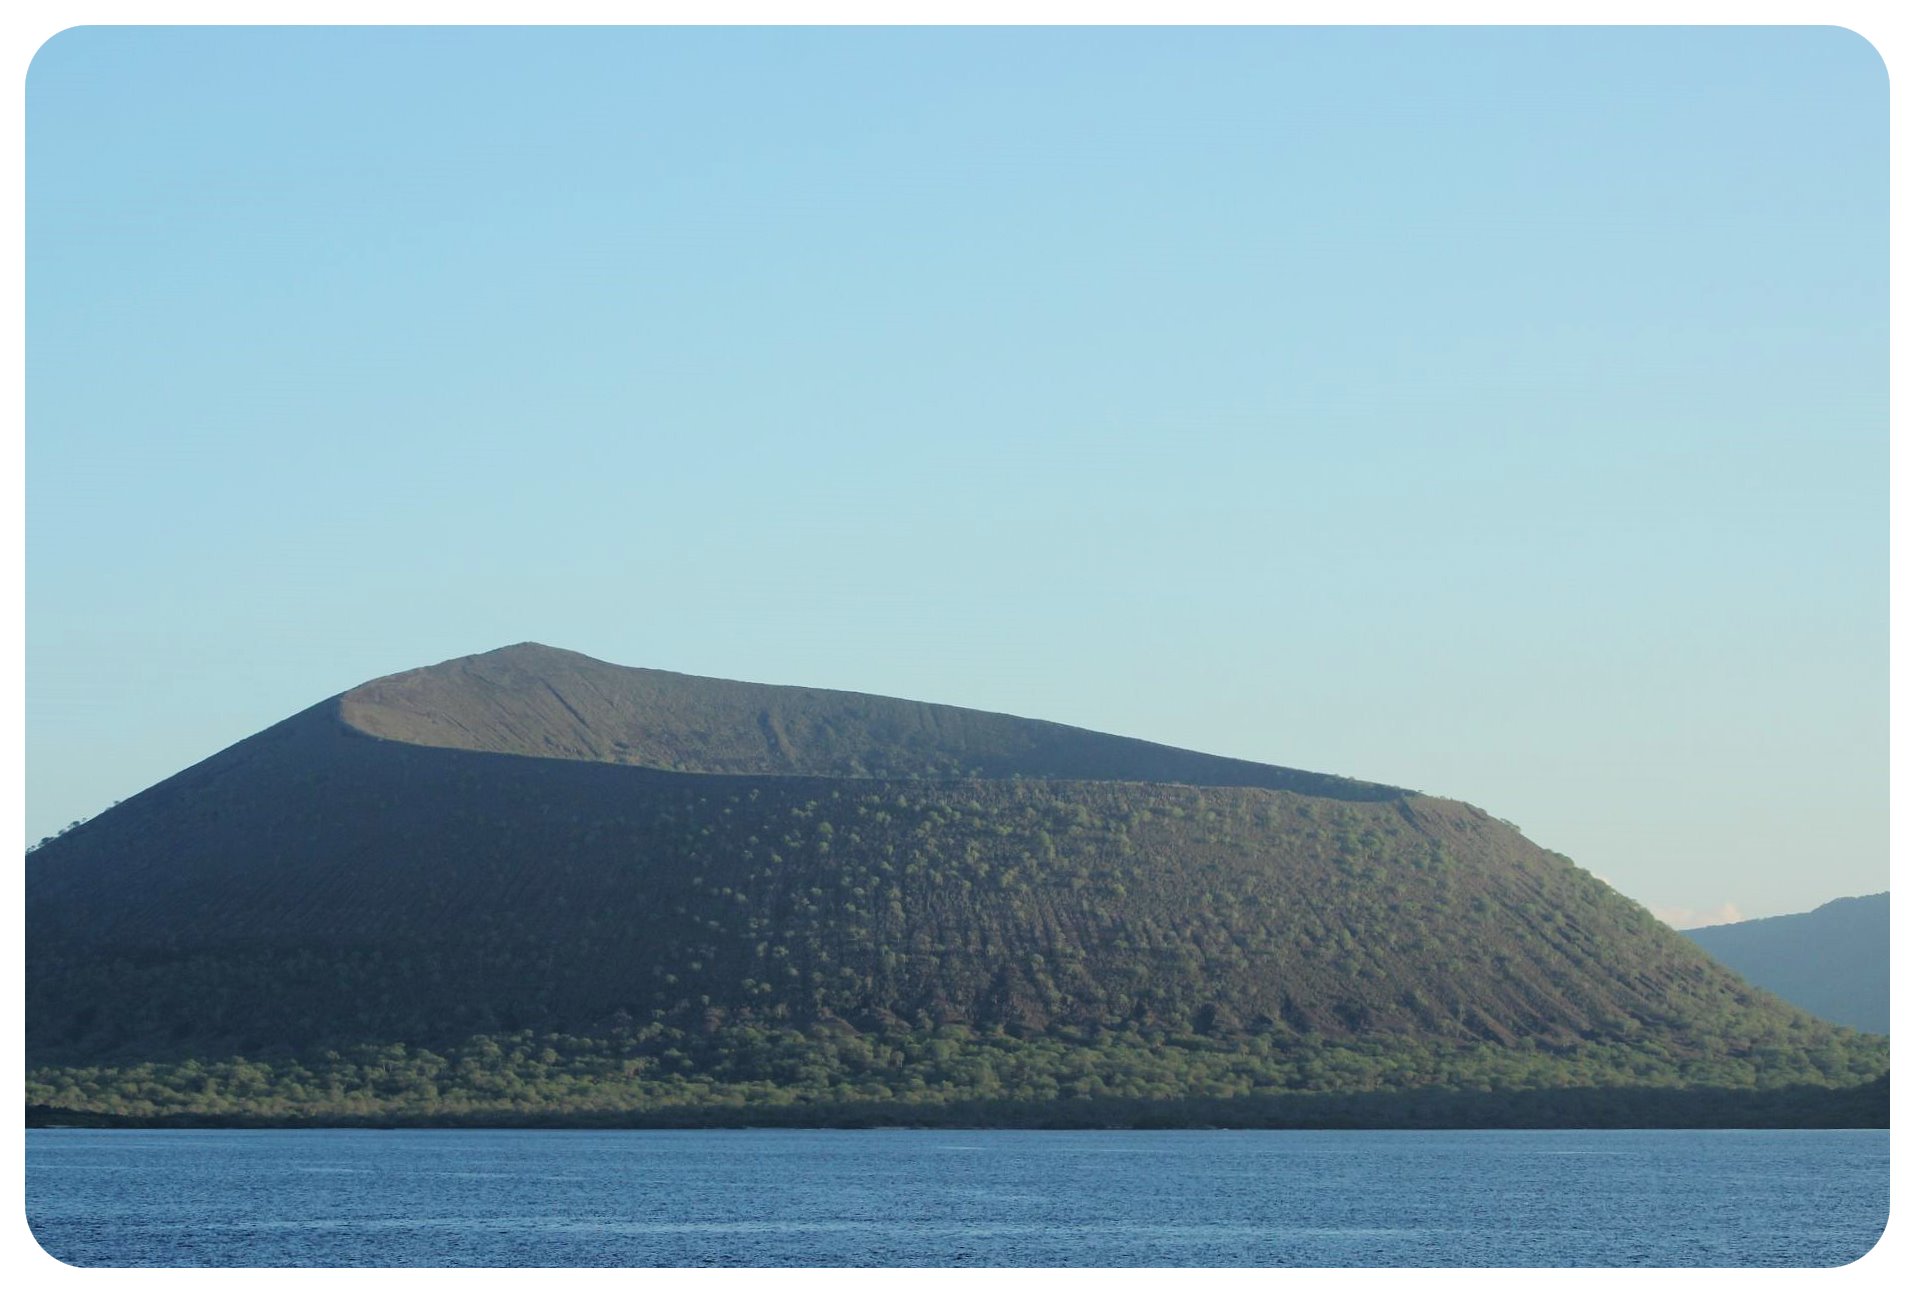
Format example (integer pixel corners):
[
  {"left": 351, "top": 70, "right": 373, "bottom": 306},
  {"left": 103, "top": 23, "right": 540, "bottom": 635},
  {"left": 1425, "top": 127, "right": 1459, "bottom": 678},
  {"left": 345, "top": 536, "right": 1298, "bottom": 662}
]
[{"left": 27, "top": 1023, "right": 1887, "bottom": 1127}]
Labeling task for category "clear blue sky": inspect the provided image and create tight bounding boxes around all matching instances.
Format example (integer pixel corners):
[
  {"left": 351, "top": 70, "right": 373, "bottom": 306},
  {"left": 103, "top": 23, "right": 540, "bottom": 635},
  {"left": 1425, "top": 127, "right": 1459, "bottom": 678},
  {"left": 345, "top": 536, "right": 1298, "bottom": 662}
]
[{"left": 26, "top": 26, "right": 1885, "bottom": 925}]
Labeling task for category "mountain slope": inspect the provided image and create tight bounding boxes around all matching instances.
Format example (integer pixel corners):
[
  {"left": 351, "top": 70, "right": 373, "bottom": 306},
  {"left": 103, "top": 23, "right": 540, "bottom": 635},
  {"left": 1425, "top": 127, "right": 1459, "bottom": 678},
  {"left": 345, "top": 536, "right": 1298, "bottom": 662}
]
[
  {"left": 339, "top": 643, "right": 1405, "bottom": 796},
  {"left": 25, "top": 645, "right": 1887, "bottom": 1125},
  {"left": 1685, "top": 894, "right": 1888, "bottom": 1034}
]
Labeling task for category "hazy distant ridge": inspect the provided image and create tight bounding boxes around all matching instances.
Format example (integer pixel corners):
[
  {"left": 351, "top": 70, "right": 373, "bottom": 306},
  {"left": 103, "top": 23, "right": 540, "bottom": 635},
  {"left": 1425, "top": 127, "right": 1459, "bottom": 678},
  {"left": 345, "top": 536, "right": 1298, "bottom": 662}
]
[{"left": 1685, "top": 894, "right": 1888, "bottom": 1035}]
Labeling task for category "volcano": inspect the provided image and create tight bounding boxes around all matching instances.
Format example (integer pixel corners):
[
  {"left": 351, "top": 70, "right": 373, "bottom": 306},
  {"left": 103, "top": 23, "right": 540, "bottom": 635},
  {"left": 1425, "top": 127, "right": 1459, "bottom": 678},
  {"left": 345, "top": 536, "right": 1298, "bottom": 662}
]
[{"left": 25, "top": 644, "right": 1886, "bottom": 1127}]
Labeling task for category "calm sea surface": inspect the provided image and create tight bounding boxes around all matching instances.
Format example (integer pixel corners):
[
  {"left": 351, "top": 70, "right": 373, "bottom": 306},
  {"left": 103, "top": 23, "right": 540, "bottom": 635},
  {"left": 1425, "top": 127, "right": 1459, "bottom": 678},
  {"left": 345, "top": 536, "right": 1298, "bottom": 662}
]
[{"left": 26, "top": 1127, "right": 1887, "bottom": 1267}]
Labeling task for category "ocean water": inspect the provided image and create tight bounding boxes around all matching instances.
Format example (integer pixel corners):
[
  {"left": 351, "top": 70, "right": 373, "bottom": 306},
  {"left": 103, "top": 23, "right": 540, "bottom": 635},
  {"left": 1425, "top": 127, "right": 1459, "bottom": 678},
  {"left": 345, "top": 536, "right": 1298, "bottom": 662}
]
[{"left": 25, "top": 1127, "right": 1888, "bottom": 1267}]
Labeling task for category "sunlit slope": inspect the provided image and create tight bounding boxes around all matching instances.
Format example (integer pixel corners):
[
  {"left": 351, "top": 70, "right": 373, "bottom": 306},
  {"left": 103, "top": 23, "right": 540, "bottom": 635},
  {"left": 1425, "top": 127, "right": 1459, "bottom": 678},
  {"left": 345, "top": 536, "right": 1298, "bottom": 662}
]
[{"left": 339, "top": 643, "right": 1405, "bottom": 797}]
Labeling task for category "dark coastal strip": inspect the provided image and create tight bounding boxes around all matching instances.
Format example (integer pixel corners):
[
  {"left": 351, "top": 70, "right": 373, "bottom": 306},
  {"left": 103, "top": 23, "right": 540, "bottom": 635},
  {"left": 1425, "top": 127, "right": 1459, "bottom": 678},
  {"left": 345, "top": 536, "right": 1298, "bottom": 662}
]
[{"left": 28, "top": 1074, "right": 1887, "bottom": 1131}]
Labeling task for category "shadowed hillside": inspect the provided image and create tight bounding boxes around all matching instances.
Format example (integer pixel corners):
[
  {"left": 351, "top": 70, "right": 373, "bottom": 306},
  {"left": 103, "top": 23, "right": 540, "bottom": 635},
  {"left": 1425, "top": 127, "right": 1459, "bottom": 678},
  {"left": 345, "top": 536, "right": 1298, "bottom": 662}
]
[{"left": 26, "top": 645, "right": 1887, "bottom": 1126}]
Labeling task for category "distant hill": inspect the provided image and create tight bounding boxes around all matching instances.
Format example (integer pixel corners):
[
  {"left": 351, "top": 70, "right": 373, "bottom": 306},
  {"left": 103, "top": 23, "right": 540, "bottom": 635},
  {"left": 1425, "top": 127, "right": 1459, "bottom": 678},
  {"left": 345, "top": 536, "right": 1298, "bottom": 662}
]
[
  {"left": 25, "top": 644, "right": 1887, "bottom": 1127},
  {"left": 1685, "top": 894, "right": 1888, "bottom": 1034}
]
